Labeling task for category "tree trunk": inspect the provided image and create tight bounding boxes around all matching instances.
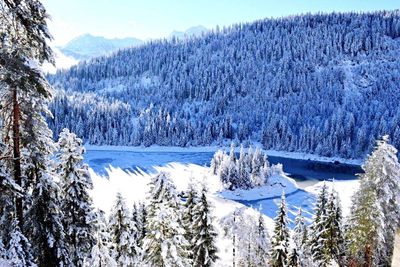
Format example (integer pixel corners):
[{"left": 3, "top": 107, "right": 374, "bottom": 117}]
[
  {"left": 364, "top": 244, "right": 372, "bottom": 267},
  {"left": 12, "top": 89, "right": 23, "bottom": 227},
  {"left": 233, "top": 211, "right": 236, "bottom": 267}
]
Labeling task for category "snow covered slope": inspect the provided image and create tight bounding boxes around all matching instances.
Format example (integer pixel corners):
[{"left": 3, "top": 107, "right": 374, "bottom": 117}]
[{"left": 168, "top": 25, "right": 208, "bottom": 39}]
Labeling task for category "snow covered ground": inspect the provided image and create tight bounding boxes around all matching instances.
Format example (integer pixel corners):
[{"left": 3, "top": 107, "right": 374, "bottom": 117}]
[
  {"left": 89, "top": 163, "right": 276, "bottom": 266},
  {"left": 85, "top": 146, "right": 360, "bottom": 264},
  {"left": 88, "top": 160, "right": 359, "bottom": 265}
]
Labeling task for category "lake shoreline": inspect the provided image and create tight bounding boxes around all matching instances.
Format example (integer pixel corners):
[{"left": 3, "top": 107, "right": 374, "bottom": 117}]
[{"left": 84, "top": 144, "right": 364, "bottom": 167}]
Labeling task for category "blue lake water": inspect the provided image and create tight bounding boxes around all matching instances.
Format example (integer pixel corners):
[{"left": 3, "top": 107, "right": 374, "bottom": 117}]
[{"left": 84, "top": 149, "right": 362, "bottom": 225}]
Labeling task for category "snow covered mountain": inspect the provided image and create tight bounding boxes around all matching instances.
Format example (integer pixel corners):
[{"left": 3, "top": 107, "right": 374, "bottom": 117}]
[
  {"left": 168, "top": 25, "right": 208, "bottom": 39},
  {"left": 48, "top": 11, "right": 400, "bottom": 159},
  {"left": 58, "top": 34, "right": 144, "bottom": 61}
]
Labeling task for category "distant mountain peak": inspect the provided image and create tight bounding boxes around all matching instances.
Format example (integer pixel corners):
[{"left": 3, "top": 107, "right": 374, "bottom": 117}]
[
  {"left": 169, "top": 25, "right": 208, "bottom": 40},
  {"left": 59, "top": 34, "right": 144, "bottom": 61}
]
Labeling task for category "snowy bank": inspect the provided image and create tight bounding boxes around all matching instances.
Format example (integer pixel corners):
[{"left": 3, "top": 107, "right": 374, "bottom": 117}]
[{"left": 219, "top": 174, "right": 298, "bottom": 201}]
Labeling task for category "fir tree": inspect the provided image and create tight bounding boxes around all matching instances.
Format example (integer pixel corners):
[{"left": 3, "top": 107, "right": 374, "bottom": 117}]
[
  {"left": 191, "top": 186, "right": 219, "bottom": 267},
  {"left": 56, "top": 129, "right": 96, "bottom": 266},
  {"left": 270, "top": 193, "right": 290, "bottom": 267},
  {"left": 25, "top": 172, "right": 71, "bottom": 267},
  {"left": 108, "top": 193, "right": 137, "bottom": 266},
  {"left": 142, "top": 172, "right": 190, "bottom": 267}
]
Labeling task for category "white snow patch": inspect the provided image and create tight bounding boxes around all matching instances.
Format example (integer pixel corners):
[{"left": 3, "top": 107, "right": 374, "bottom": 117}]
[{"left": 219, "top": 174, "right": 298, "bottom": 201}]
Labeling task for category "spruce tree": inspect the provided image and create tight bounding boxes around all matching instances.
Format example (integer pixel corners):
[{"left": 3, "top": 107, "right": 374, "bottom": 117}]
[
  {"left": 324, "top": 187, "right": 345, "bottom": 265},
  {"left": 363, "top": 136, "right": 400, "bottom": 264},
  {"left": 270, "top": 193, "right": 290, "bottom": 267},
  {"left": 255, "top": 210, "right": 270, "bottom": 266},
  {"left": 56, "top": 129, "right": 96, "bottom": 266},
  {"left": 309, "top": 182, "right": 328, "bottom": 265},
  {"left": 25, "top": 172, "right": 71, "bottom": 267},
  {"left": 293, "top": 208, "right": 307, "bottom": 251},
  {"left": 191, "top": 186, "right": 219, "bottom": 267},
  {"left": 142, "top": 172, "right": 189, "bottom": 267},
  {"left": 182, "top": 184, "right": 198, "bottom": 261},
  {"left": 108, "top": 193, "right": 137, "bottom": 266}
]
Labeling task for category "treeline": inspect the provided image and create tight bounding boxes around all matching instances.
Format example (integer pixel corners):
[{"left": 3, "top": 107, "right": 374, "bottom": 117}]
[
  {"left": 49, "top": 10, "right": 400, "bottom": 158},
  {"left": 211, "top": 144, "right": 284, "bottom": 190},
  {"left": 48, "top": 91, "right": 135, "bottom": 145}
]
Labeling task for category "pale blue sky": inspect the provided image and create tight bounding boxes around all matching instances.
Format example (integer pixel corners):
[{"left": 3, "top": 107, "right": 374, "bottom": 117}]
[{"left": 42, "top": 0, "right": 399, "bottom": 45}]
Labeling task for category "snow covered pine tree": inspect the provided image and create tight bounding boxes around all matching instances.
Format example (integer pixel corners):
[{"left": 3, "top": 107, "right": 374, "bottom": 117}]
[
  {"left": 346, "top": 136, "right": 400, "bottom": 266},
  {"left": 56, "top": 129, "right": 97, "bottom": 266},
  {"left": 270, "top": 193, "right": 290, "bottom": 267},
  {"left": 108, "top": 193, "right": 138, "bottom": 266},
  {"left": 142, "top": 172, "right": 190, "bottom": 267}
]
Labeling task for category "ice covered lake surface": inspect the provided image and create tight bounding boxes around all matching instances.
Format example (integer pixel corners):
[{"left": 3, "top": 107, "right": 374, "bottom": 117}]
[
  {"left": 85, "top": 149, "right": 362, "bottom": 186},
  {"left": 84, "top": 148, "right": 362, "bottom": 225}
]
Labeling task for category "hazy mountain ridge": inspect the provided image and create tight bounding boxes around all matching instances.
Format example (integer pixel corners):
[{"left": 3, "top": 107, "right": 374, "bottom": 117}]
[{"left": 58, "top": 34, "right": 144, "bottom": 61}]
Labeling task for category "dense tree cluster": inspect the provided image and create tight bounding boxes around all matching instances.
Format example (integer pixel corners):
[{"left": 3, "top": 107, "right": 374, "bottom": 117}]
[
  {"left": 95, "top": 173, "right": 220, "bottom": 267},
  {"left": 211, "top": 144, "right": 284, "bottom": 190},
  {"left": 49, "top": 10, "right": 400, "bottom": 158}
]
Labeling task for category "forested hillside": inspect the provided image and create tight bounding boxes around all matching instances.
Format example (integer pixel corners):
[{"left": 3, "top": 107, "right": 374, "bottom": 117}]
[{"left": 49, "top": 11, "right": 400, "bottom": 158}]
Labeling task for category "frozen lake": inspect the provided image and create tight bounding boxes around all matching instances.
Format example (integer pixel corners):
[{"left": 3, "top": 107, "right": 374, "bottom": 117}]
[
  {"left": 84, "top": 149, "right": 361, "bottom": 225},
  {"left": 84, "top": 149, "right": 362, "bottom": 187}
]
